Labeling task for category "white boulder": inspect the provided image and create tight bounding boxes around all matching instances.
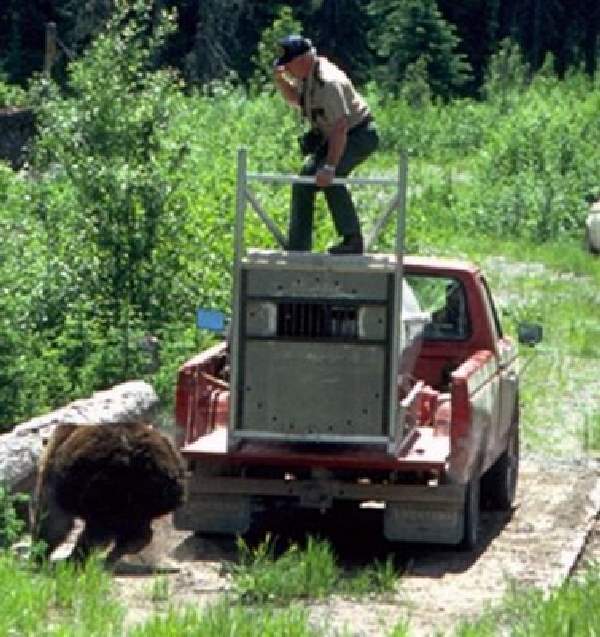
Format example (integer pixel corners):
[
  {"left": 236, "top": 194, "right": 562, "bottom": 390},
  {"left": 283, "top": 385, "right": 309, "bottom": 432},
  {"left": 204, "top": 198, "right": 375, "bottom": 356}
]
[{"left": 586, "top": 201, "right": 600, "bottom": 254}]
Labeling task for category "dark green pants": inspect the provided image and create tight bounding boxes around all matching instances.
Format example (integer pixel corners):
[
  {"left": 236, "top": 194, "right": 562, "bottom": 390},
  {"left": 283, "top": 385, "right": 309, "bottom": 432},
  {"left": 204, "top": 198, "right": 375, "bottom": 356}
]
[{"left": 288, "top": 121, "right": 379, "bottom": 251}]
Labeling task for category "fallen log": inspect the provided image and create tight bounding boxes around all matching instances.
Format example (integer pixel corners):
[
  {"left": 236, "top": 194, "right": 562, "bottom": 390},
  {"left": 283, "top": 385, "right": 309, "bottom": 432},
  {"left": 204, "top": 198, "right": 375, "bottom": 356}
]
[{"left": 0, "top": 381, "right": 159, "bottom": 495}]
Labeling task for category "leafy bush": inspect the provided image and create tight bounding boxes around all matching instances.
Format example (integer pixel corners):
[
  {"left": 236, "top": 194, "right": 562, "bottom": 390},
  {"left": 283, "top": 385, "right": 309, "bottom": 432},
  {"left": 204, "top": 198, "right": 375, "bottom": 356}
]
[
  {"left": 250, "top": 6, "right": 302, "bottom": 93},
  {"left": 5, "top": 1, "right": 194, "bottom": 418},
  {"left": 33, "top": 1, "right": 188, "bottom": 324},
  {"left": 373, "top": 66, "right": 600, "bottom": 246},
  {"left": 458, "top": 74, "right": 600, "bottom": 241},
  {"left": 0, "top": 75, "right": 27, "bottom": 108},
  {"left": 483, "top": 38, "right": 530, "bottom": 108},
  {"left": 0, "top": 164, "right": 53, "bottom": 427},
  {"left": 0, "top": 485, "right": 27, "bottom": 547}
]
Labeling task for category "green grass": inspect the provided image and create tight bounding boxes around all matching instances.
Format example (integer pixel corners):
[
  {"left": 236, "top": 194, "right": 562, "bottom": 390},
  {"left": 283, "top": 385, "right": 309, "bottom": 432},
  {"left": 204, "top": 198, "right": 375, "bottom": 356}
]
[
  {"left": 343, "top": 554, "right": 397, "bottom": 596},
  {"left": 129, "top": 601, "right": 320, "bottom": 637},
  {"left": 229, "top": 535, "right": 397, "bottom": 603},
  {"left": 454, "top": 562, "right": 600, "bottom": 636},
  {"left": 2, "top": 545, "right": 599, "bottom": 636},
  {"left": 0, "top": 552, "right": 123, "bottom": 636},
  {"left": 582, "top": 413, "right": 600, "bottom": 452},
  {"left": 480, "top": 243, "right": 600, "bottom": 456},
  {"left": 0, "top": 547, "right": 323, "bottom": 637},
  {"left": 148, "top": 576, "right": 170, "bottom": 603}
]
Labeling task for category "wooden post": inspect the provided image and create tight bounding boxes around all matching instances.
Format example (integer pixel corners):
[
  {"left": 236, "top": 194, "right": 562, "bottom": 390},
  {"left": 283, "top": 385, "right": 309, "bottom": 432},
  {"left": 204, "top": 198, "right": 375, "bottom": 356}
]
[{"left": 44, "top": 22, "right": 57, "bottom": 77}]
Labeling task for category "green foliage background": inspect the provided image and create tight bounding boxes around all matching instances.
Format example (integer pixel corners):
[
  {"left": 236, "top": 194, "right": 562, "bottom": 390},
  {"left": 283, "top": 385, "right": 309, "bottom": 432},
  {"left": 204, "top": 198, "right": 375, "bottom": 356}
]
[
  {"left": 2, "top": 0, "right": 599, "bottom": 94},
  {"left": 0, "top": 3, "right": 599, "bottom": 429}
]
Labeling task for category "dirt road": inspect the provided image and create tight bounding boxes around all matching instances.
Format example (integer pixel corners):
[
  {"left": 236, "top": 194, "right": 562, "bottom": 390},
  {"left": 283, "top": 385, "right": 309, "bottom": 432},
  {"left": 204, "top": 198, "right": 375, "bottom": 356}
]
[{"left": 113, "top": 455, "right": 600, "bottom": 636}]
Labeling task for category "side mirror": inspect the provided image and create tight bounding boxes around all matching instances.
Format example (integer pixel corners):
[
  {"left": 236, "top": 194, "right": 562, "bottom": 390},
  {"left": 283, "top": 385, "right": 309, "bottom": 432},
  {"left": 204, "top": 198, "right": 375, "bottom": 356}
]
[{"left": 518, "top": 322, "right": 543, "bottom": 346}]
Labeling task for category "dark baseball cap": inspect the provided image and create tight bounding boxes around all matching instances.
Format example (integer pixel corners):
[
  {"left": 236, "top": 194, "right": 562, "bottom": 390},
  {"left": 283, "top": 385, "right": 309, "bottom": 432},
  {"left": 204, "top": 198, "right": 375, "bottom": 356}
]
[{"left": 275, "top": 35, "right": 313, "bottom": 66}]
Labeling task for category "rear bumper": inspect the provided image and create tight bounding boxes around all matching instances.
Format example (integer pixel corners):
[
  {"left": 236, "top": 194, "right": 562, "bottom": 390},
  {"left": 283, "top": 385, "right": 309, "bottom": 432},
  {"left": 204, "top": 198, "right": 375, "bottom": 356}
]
[
  {"left": 175, "top": 473, "right": 466, "bottom": 544},
  {"left": 184, "top": 474, "right": 464, "bottom": 504}
]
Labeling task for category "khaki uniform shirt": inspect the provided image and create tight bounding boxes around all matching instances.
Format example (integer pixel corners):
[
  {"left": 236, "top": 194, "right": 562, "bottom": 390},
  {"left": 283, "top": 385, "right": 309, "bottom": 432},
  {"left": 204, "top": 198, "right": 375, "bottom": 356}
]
[{"left": 301, "top": 57, "right": 369, "bottom": 138}]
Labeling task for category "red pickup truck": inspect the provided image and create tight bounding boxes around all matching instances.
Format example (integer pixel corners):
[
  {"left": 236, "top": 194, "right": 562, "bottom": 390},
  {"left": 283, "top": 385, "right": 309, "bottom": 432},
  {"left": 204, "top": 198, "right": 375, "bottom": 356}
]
[{"left": 173, "top": 153, "right": 540, "bottom": 548}]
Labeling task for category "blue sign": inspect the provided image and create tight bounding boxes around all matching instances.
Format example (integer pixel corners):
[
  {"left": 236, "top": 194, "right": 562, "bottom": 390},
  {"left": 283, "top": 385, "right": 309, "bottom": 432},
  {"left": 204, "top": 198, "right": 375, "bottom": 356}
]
[{"left": 196, "top": 308, "right": 226, "bottom": 332}]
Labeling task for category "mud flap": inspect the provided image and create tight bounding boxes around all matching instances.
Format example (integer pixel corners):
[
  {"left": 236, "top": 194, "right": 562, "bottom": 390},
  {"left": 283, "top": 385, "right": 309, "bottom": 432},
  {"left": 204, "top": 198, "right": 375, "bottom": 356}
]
[
  {"left": 384, "top": 498, "right": 465, "bottom": 544},
  {"left": 174, "top": 495, "right": 251, "bottom": 535}
]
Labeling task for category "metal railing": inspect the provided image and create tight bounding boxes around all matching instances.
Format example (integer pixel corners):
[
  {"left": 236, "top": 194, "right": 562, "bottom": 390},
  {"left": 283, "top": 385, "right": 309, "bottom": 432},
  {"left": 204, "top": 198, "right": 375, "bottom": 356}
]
[{"left": 234, "top": 148, "right": 407, "bottom": 255}]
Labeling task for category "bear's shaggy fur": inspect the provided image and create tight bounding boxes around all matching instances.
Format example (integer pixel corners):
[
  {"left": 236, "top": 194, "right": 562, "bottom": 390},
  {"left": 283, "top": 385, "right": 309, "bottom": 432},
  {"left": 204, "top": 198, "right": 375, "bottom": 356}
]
[{"left": 32, "top": 421, "right": 185, "bottom": 563}]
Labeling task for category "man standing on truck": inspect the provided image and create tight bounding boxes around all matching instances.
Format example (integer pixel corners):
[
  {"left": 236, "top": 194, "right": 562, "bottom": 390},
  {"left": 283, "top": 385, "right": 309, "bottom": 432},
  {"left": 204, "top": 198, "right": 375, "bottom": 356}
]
[{"left": 273, "top": 35, "right": 379, "bottom": 255}]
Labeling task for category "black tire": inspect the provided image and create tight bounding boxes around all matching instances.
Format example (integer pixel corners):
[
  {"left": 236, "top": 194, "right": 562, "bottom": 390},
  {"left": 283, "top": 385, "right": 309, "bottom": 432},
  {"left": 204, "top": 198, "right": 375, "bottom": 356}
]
[
  {"left": 461, "top": 476, "right": 480, "bottom": 550},
  {"left": 482, "top": 424, "right": 519, "bottom": 511}
]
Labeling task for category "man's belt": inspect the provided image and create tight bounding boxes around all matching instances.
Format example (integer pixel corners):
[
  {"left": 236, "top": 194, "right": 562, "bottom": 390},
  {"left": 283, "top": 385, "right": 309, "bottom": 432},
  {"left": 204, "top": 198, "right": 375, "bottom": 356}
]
[{"left": 349, "top": 114, "right": 374, "bottom": 134}]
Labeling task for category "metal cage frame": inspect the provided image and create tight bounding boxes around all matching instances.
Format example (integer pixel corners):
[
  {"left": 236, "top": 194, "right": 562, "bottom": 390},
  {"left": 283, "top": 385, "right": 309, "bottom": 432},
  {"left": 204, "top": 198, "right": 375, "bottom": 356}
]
[{"left": 228, "top": 148, "right": 409, "bottom": 453}]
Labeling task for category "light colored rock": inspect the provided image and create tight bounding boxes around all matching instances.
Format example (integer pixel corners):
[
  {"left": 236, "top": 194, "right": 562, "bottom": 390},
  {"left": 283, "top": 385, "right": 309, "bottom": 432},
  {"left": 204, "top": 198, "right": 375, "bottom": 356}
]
[
  {"left": 0, "top": 381, "right": 159, "bottom": 492},
  {"left": 13, "top": 381, "right": 159, "bottom": 437},
  {"left": 586, "top": 208, "right": 600, "bottom": 254},
  {"left": 0, "top": 433, "right": 43, "bottom": 490}
]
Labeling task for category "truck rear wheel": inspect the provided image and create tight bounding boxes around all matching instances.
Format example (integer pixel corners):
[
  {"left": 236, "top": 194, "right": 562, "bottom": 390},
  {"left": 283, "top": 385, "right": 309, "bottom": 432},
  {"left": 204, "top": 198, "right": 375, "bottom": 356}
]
[
  {"left": 461, "top": 477, "right": 480, "bottom": 550},
  {"left": 482, "top": 424, "right": 519, "bottom": 511}
]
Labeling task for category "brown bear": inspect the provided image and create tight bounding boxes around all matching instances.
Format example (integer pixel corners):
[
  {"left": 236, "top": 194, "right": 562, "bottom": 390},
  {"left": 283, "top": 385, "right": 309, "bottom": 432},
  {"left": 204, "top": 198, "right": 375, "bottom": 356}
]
[{"left": 32, "top": 421, "right": 185, "bottom": 563}]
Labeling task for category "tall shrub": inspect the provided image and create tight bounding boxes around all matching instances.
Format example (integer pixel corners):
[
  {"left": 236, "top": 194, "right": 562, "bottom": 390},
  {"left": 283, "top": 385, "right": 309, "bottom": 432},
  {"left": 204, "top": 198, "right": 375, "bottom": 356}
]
[
  {"left": 251, "top": 6, "right": 302, "bottom": 93},
  {"left": 483, "top": 38, "right": 530, "bottom": 109},
  {"left": 38, "top": 7, "right": 187, "bottom": 296},
  {"left": 26, "top": 0, "right": 192, "bottom": 400},
  {"left": 368, "top": 0, "right": 472, "bottom": 98}
]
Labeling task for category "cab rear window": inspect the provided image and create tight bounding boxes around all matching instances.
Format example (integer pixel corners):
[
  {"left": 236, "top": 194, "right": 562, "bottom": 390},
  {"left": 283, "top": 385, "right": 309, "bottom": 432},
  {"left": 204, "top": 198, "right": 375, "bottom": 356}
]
[{"left": 405, "top": 275, "right": 471, "bottom": 341}]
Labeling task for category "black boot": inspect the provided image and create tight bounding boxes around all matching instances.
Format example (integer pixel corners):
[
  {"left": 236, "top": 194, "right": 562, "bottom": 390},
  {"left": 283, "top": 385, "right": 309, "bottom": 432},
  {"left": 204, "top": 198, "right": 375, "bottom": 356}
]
[{"left": 328, "top": 234, "right": 364, "bottom": 255}]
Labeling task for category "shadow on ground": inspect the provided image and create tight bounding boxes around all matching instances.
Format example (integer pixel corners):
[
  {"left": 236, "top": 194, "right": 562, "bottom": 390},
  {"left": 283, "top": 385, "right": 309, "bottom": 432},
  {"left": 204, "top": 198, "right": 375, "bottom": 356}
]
[{"left": 168, "top": 503, "right": 515, "bottom": 577}]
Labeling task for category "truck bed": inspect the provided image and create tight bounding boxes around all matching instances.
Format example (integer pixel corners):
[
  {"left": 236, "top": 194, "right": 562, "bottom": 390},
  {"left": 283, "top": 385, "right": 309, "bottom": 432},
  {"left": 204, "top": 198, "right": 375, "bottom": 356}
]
[{"left": 181, "top": 425, "right": 449, "bottom": 472}]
